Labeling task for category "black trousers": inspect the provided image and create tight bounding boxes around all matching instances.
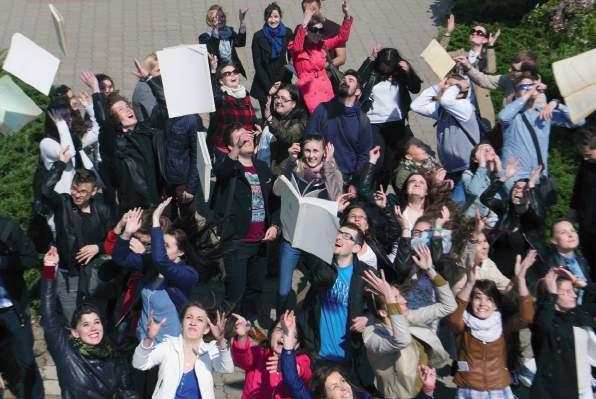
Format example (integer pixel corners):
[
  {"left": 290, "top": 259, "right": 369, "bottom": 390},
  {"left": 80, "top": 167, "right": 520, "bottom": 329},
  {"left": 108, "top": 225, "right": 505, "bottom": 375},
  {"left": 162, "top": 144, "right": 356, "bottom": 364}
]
[{"left": 0, "top": 307, "right": 44, "bottom": 399}]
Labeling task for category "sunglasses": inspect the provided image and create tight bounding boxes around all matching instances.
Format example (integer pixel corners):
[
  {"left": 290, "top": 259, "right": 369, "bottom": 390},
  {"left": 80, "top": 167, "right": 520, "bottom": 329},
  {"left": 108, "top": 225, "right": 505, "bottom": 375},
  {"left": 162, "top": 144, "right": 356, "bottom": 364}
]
[
  {"left": 221, "top": 69, "right": 239, "bottom": 78},
  {"left": 308, "top": 26, "right": 324, "bottom": 34},
  {"left": 516, "top": 83, "right": 535, "bottom": 91},
  {"left": 469, "top": 29, "right": 487, "bottom": 37}
]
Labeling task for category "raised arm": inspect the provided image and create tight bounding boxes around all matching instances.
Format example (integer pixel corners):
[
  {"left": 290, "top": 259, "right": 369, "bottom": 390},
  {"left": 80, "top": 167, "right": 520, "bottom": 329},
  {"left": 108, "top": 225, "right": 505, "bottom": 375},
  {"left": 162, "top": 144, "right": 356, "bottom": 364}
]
[
  {"left": 40, "top": 150, "right": 71, "bottom": 208},
  {"left": 410, "top": 85, "right": 440, "bottom": 119}
]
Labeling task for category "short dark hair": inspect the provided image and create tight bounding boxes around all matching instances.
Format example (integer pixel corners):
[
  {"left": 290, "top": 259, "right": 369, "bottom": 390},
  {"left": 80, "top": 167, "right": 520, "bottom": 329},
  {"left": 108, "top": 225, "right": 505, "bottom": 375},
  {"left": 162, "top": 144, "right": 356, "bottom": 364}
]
[
  {"left": 179, "top": 301, "right": 208, "bottom": 321},
  {"left": 340, "top": 222, "right": 364, "bottom": 245},
  {"left": 51, "top": 84, "right": 71, "bottom": 99},
  {"left": 470, "top": 279, "right": 502, "bottom": 312},
  {"left": 343, "top": 69, "right": 362, "bottom": 89},
  {"left": 95, "top": 73, "right": 114, "bottom": 91},
  {"left": 264, "top": 2, "right": 282, "bottom": 21},
  {"left": 216, "top": 63, "right": 238, "bottom": 81},
  {"left": 223, "top": 123, "right": 245, "bottom": 147},
  {"left": 512, "top": 50, "right": 539, "bottom": 74},
  {"left": 405, "top": 137, "right": 434, "bottom": 157},
  {"left": 301, "top": 0, "right": 321, "bottom": 11},
  {"left": 105, "top": 91, "right": 131, "bottom": 125},
  {"left": 575, "top": 127, "right": 596, "bottom": 149},
  {"left": 514, "top": 71, "right": 539, "bottom": 87},
  {"left": 71, "top": 302, "right": 102, "bottom": 329},
  {"left": 73, "top": 169, "right": 97, "bottom": 187}
]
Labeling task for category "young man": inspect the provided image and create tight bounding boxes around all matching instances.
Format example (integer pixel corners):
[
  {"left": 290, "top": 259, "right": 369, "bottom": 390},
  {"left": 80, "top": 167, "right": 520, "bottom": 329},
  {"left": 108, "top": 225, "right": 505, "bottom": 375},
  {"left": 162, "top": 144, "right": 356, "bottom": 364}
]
[
  {"left": 298, "top": 223, "right": 375, "bottom": 392},
  {"left": 410, "top": 74, "right": 480, "bottom": 203},
  {"left": 0, "top": 216, "right": 44, "bottom": 398},
  {"left": 80, "top": 64, "right": 166, "bottom": 212},
  {"left": 299, "top": 0, "right": 346, "bottom": 68},
  {"left": 211, "top": 124, "right": 279, "bottom": 322},
  {"left": 570, "top": 127, "right": 596, "bottom": 279},
  {"left": 305, "top": 70, "right": 373, "bottom": 182},
  {"left": 499, "top": 72, "right": 585, "bottom": 181},
  {"left": 41, "top": 148, "right": 115, "bottom": 321}
]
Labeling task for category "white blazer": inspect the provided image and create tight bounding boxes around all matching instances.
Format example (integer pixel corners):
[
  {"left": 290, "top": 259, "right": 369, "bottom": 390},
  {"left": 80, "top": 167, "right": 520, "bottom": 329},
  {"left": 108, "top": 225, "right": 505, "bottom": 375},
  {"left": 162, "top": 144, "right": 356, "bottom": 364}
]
[{"left": 132, "top": 335, "right": 234, "bottom": 399}]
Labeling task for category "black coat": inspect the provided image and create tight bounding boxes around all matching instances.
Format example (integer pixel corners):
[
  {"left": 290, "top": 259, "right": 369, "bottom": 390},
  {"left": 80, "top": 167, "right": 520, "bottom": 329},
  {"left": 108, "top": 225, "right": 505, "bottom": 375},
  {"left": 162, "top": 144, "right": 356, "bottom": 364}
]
[
  {"left": 41, "top": 161, "right": 115, "bottom": 273},
  {"left": 250, "top": 29, "right": 293, "bottom": 103},
  {"left": 93, "top": 78, "right": 167, "bottom": 212},
  {"left": 0, "top": 217, "right": 38, "bottom": 321},
  {"left": 199, "top": 28, "right": 247, "bottom": 77},
  {"left": 571, "top": 160, "right": 596, "bottom": 234},
  {"left": 357, "top": 56, "right": 422, "bottom": 116},
  {"left": 530, "top": 283, "right": 596, "bottom": 399},
  {"left": 41, "top": 278, "right": 137, "bottom": 399},
  {"left": 211, "top": 156, "right": 279, "bottom": 240}
]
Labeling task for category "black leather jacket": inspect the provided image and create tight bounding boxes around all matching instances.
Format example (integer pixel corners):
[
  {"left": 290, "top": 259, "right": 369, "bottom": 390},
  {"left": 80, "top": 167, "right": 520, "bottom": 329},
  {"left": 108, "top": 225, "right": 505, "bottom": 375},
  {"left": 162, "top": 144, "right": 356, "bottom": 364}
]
[
  {"left": 41, "top": 278, "right": 138, "bottom": 399},
  {"left": 357, "top": 56, "right": 422, "bottom": 115},
  {"left": 41, "top": 161, "right": 115, "bottom": 273}
]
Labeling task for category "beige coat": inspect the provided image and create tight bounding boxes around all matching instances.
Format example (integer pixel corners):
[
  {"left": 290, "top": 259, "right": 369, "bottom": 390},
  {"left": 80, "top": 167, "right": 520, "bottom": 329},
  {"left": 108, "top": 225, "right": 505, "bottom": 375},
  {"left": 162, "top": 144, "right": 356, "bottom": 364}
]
[{"left": 363, "top": 275, "right": 457, "bottom": 399}]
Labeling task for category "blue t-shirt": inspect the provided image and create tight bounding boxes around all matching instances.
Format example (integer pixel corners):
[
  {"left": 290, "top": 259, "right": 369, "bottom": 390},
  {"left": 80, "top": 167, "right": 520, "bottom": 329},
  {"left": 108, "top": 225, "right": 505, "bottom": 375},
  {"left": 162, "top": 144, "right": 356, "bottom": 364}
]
[
  {"left": 319, "top": 263, "right": 353, "bottom": 361},
  {"left": 137, "top": 278, "right": 181, "bottom": 343},
  {"left": 175, "top": 369, "right": 200, "bottom": 399}
]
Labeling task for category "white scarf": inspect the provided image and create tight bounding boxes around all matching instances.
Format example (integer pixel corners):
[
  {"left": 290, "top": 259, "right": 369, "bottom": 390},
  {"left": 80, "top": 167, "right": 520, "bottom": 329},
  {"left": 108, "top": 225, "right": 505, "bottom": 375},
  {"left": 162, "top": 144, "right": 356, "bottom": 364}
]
[
  {"left": 220, "top": 85, "right": 247, "bottom": 99},
  {"left": 463, "top": 310, "right": 502, "bottom": 343}
]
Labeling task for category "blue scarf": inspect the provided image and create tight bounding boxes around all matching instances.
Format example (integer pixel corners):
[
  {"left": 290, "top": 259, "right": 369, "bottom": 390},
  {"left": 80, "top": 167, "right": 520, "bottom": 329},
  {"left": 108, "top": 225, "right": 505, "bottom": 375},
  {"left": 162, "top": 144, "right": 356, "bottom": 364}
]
[{"left": 262, "top": 22, "right": 287, "bottom": 59}]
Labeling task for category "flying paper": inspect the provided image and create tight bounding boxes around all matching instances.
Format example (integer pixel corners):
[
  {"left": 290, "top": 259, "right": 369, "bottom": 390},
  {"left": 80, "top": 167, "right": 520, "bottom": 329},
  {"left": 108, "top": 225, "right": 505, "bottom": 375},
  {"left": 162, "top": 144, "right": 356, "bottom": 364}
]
[{"left": 0, "top": 75, "right": 43, "bottom": 135}]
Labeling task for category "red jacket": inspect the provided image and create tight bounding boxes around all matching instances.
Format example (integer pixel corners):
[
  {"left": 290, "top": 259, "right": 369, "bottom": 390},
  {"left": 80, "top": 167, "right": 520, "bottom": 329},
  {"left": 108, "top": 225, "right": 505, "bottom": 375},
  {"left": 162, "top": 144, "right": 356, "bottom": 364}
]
[
  {"left": 289, "top": 17, "right": 353, "bottom": 113},
  {"left": 232, "top": 337, "right": 312, "bottom": 399}
]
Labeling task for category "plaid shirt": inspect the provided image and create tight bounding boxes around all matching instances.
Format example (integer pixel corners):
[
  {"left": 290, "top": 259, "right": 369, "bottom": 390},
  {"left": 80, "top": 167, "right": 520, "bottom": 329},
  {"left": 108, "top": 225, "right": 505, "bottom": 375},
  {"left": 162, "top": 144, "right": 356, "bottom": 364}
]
[
  {"left": 209, "top": 92, "right": 256, "bottom": 153},
  {"left": 456, "top": 387, "right": 514, "bottom": 399}
]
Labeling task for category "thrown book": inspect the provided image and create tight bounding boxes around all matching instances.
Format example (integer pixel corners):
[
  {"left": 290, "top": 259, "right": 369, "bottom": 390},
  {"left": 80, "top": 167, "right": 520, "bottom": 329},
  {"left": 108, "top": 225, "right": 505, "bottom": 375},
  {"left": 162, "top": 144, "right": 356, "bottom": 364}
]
[{"left": 421, "top": 39, "right": 456, "bottom": 79}]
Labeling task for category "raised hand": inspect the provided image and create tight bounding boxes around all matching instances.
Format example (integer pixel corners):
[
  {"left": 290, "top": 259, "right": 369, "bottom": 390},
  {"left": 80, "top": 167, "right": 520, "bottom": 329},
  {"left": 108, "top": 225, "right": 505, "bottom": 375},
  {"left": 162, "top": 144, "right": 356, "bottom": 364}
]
[
  {"left": 123, "top": 207, "right": 143, "bottom": 237},
  {"left": 393, "top": 205, "right": 409, "bottom": 230},
  {"left": 132, "top": 58, "right": 150, "bottom": 80},
  {"left": 350, "top": 316, "right": 367, "bottom": 333},
  {"left": 337, "top": 192, "right": 355, "bottom": 213},
  {"left": 232, "top": 313, "right": 250, "bottom": 338},
  {"left": 47, "top": 109, "right": 64, "bottom": 125},
  {"left": 435, "top": 205, "right": 450, "bottom": 228},
  {"left": 398, "top": 61, "right": 410, "bottom": 73},
  {"left": 208, "top": 310, "right": 228, "bottom": 342},
  {"left": 514, "top": 249, "right": 537, "bottom": 278},
  {"left": 268, "top": 81, "right": 282, "bottom": 96},
  {"left": 474, "top": 208, "right": 486, "bottom": 234},
  {"left": 288, "top": 143, "right": 301, "bottom": 160},
  {"left": 373, "top": 185, "right": 387, "bottom": 209},
  {"left": 325, "top": 142, "right": 335, "bottom": 161},
  {"left": 488, "top": 28, "right": 501, "bottom": 47},
  {"left": 369, "top": 145, "right": 381, "bottom": 164},
  {"left": 303, "top": 8, "right": 315, "bottom": 27},
  {"left": 281, "top": 310, "right": 298, "bottom": 350},
  {"left": 58, "top": 145, "right": 72, "bottom": 164},
  {"left": 152, "top": 197, "right": 172, "bottom": 227},
  {"left": 412, "top": 243, "right": 433, "bottom": 271},
  {"left": 80, "top": 71, "right": 100, "bottom": 93},
  {"left": 341, "top": 0, "right": 350, "bottom": 19},
  {"left": 239, "top": 8, "right": 249, "bottom": 24},
  {"left": 528, "top": 165, "right": 543, "bottom": 188},
  {"left": 553, "top": 267, "right": 587, "bottom": 288},
  {"left": 78, "top": 91, "right": 92, "bottom": 109},
  {"left": 363, "top": 269, "right": 397, "bottom": 303},
  {"left": 543, "top": 269, "right": 559, "bottom": 294},
  {"left": 208, "top": 53, "right": 218, "bottom": 73},
  {"left": 453, "top": 55, "right": 471, "bottom": 69},
  {"left": 370, "top": 44, "right": 383, "bottom": 61},
  {"left": 129, "top": 237, "right": 146, "bottom": 254},
  {"left": 502, "top": 158, "right": 519, "bottom": 181},
  {"left": 146, "top": 311, "right": 166, "bottom": 341},
  {"left": 446, "top": 14, "right": 455, "bottom": 34}
]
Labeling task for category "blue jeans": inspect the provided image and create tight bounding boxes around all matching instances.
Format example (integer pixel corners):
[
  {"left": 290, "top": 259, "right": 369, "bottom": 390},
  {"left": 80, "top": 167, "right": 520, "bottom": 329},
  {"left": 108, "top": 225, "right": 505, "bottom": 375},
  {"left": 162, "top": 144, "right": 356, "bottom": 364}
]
[
  {"left": 447, "top": 171, "right": 465, "bottom": 205},
  {"left": 278, "top": 239, "right": 302, "bottom": 313}
]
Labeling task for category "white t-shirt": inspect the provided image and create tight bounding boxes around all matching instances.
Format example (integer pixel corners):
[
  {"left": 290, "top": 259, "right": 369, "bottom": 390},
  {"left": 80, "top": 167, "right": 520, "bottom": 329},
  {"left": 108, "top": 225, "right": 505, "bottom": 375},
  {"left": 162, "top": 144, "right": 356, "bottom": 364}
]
[
  {"left": 358, "top": 243, "right": 378, "bottom": 269},
  {"left": 366, "top": 80, "right": 402, "bottom": 124}
]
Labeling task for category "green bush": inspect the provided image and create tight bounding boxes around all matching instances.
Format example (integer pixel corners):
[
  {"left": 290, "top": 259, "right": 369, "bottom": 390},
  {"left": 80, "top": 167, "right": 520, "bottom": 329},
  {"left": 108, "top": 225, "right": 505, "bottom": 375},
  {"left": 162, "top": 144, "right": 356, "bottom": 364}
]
[{"left": 443, "top": 0, "right": 596, "bottom": 228}]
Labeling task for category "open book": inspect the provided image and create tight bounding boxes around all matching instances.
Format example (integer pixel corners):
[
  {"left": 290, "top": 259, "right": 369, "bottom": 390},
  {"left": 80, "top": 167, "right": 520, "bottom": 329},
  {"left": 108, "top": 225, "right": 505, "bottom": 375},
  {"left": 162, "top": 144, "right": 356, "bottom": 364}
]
[
  {"left": 277, "top": 175, "right": 339, "bottom": 264},
  {"left": 421, "top": 39, "right": 456, "bottom": 79},
  {"left": 196, "top": 131, "right": 212, "bottom": 202},
  {"left": 0, "top": 75, "right": 43, "bottom": 135},
  {"left": 552, "top": 48, "right": 596, "bottom": 124}
]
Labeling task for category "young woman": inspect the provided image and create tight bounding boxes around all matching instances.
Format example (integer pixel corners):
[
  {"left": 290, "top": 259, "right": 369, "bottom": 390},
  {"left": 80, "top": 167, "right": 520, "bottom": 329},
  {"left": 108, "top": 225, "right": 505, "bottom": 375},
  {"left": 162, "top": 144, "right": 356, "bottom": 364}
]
[
  {"left": 272, "top": 136, "right": 341, "bottom": 313},
  {"left": 199, "top": 5, "right": 248, "bottom": 77},
  {"left": 448, "top": 250, "right": 535, "bottom": 399},
  {"left": 132, "top": 303, "right": 234, "bottom": 399},
  {"left": 112, "top": 198, "right": 199, "bottom": 344},
  {"left": 231, "top": 312, "right": 312, "bottom": 399},
  {"left": 362, "top": 247, "right": 453, "bottom": 399},
  {"left": 531, "top": 268, "right": 596, "bottom": 399},
  {"left": 263, "top": 82, "right": 308, "bottom": 176},
  {"left": 288, "top": 0, "right": 353, "bottom": 113},
  {"left": 41, "top": 246, "right": 137, "bottom": 398},
  {"left": 207, "top": 58, "right": 257, "bottom": 164},
  {"left": 250, "top": 2, "right": 293, "bottom": 115},
  {"left": 357, "top": 46, "right": 423, "bottom": 183},
  {"left": 462, "top": 142, "right": 510, "bottom": 226},
  {"left": 279, "top": 311, "right": 437, "bottom": 399}
]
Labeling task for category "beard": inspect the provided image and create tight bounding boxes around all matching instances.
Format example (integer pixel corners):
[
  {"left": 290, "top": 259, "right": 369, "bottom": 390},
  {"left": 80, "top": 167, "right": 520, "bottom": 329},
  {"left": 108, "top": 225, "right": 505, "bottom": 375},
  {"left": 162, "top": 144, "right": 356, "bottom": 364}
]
[{"left": 337, "top": 84, "right": 350, "bottom": 98}]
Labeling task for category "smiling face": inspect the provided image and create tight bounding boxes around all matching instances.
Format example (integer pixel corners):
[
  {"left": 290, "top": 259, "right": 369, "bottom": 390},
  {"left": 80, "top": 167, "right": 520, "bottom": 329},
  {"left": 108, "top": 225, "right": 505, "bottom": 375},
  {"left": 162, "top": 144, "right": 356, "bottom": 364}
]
[
  {"left": 471, "top": 232, "right": 490, "bottom": 263},
  {"left": 267, "top": 9, "right": 281, "bottom": 28},
  {"left": 110, "top": 100, "right": 137, "bottom": 129},
  {"left": 164, "top": 234, "right": 184, "bottom": 262},
  {"left": 71, "top": 312, "right": 103, "bottom": 345},
  {"left": 406, "top": 174, "right": 428, "bottom": 198},
  {"left": 219, "top": 65, "right": 240, "bottom": 88},
  {"left": 511, "top": 180, "right": 528, "bottom": 205},
  {"left": 474, "top": 144, "right": 497, "bottom": 163},
  {"left": 324, "top": 371, "right": 353, "bottom": 399},
  {"left": 274, "top": 88, "right": 296, "bottom": 116},
  {"left": 229, "top": 127, "right": 255, "bottom": 155},
  {"left": 551, "top": 221, "right": 579, "bottom": 251},
  {"left": 70, "top": 182, "right": 96, "bottom": 208},
  {"left": 302, "top": 139, "right": 325, "bottom": 169},
  {"left": 471, "top": 288, "right": 497, "bottom": 320},
  {"left": 181, "top": 305, "right": 210, "bottom": 341},
  {"left": 334, "top": 227, "right": 361, "bottom": 256}
]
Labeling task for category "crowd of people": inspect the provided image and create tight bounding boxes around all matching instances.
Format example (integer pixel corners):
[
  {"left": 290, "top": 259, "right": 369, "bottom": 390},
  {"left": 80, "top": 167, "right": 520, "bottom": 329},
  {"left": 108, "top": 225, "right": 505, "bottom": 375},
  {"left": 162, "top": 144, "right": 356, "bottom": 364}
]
[{"left": 0, "top": 0, "right": 595, "bottom": 398}]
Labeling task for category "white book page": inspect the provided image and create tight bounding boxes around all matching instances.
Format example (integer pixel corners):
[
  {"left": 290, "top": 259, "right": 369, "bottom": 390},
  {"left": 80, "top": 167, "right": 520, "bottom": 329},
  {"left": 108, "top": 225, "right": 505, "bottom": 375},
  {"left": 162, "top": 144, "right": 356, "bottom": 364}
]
[{"left": 196, "top": 131, "right": 212, "bottom": 201}]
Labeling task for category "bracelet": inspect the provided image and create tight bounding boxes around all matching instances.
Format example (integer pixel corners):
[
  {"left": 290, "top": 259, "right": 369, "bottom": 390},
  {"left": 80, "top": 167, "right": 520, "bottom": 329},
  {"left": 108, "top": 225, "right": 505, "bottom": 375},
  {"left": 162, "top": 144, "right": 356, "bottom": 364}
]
[{"left": 432, "top": 226, "right": 443, "bottom": 233}]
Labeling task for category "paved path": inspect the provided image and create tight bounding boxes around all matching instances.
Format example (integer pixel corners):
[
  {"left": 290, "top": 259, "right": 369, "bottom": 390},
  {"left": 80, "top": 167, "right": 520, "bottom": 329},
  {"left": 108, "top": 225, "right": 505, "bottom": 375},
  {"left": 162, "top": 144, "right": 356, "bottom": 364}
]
[{"left": 1, "top": 1, "right": 452, "bottom": 398}]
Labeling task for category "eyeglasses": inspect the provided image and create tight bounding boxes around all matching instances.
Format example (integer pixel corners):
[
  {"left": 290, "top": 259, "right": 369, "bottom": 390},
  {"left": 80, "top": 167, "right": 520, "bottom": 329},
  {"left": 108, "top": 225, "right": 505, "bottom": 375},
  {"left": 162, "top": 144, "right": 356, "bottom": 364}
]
[
  {"left": 467, "top": 239, "right": 480, "bottom": 245},
  {"left": 274, "top": 95, "right": 294, "bottom": 103},
  {"left": 516, "top": 83, "right": 535, "bottom": 91},
  {"left": 337, "top": 230, "right": 361, "bottom": 244},
  {"left": 413, "top": 228, "right": 432, "bottom": 236},
  {"left": 308, "top": 26, "right": 324, "bottom": 34},
  {"left": 469, "top": 29, "right": 487, "bottom": 37},
  {"left": 221, "top": 69, "right": 239, "bottom": 78}
]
